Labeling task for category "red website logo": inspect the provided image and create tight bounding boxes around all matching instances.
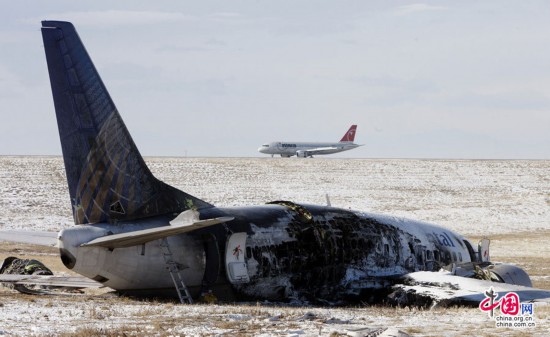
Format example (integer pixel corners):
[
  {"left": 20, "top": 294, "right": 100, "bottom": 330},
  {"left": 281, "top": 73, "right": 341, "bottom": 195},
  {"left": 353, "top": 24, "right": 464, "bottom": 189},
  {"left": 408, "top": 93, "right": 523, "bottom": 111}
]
[
  {"left": 479, "top": 287, "right": 536, "bottom": 329},
  {"left": 479, "top": 288, "right": 519, "bottom": 316}
]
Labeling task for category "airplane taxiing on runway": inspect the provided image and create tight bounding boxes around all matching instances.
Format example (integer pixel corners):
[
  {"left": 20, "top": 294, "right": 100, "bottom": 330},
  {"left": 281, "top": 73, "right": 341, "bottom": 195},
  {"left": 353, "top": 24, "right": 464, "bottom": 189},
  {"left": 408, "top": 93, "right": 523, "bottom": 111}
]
[
  {"left": 258, "top": 125, "right": 362, "bottom": 158},
  {"left": 1, "top": 21, "right": 549, "bottom": 306}
]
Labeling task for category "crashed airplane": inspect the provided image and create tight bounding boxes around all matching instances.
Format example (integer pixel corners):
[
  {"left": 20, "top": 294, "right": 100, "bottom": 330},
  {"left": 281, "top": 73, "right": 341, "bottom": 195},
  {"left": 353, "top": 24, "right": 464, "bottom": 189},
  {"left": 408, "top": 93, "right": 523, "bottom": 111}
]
[{"left": 1, "top": 21, "right": 549, "bottom": 306}]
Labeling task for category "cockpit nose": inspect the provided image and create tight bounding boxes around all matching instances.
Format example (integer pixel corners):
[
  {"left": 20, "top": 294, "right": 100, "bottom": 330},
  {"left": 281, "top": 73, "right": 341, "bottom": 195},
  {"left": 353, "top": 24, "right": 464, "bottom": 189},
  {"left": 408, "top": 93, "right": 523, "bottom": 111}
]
[{"left": 258, "top": 144, "right": 270, "bottom": 153}]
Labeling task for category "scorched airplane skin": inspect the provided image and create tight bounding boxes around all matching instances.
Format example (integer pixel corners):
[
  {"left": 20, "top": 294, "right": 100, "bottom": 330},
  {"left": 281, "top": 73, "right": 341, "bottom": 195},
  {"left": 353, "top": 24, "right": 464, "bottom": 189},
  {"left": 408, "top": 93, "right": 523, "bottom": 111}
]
[{"left": 2, "top": 21, "right": 545, "bottom": 306}]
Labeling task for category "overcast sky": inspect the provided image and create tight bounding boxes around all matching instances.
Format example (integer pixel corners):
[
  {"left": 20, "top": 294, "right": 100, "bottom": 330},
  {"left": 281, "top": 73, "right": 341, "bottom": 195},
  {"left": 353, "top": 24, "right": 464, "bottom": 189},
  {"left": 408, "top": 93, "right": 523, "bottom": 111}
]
[{"left": 0, "top": 1, "right": 549, "bottom": 158}]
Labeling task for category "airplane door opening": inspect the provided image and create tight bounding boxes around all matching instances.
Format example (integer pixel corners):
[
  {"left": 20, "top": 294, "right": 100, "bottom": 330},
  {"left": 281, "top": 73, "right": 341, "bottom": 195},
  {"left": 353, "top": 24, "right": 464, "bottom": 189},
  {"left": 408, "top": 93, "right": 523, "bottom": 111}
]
[
  {"left": 225, "top": 233, "right": 250, "bottom": 284},
  {"left": 202, "top": 233, "right": 220, "bottom": 285}
]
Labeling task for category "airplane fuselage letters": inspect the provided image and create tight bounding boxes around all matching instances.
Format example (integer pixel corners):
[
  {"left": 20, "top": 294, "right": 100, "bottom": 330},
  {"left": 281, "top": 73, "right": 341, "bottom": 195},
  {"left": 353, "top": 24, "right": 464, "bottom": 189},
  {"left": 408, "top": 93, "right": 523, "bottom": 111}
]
[{"left": 433, "top": 231, "right": 456, "bottom": 247}]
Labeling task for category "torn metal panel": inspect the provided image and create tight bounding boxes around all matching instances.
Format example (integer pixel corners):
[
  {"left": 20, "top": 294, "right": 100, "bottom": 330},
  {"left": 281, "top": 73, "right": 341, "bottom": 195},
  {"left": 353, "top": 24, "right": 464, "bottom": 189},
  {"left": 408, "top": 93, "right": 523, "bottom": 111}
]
[{"left": 213, "top": 201, "right": 448, "bottom": 303}]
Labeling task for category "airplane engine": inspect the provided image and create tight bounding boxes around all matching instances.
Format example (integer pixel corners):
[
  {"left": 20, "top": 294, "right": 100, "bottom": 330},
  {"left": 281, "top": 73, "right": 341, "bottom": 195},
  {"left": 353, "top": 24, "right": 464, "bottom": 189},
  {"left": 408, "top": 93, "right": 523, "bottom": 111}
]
[
  {"left": 487, "top": 263, "right": 532, "bottom": 287},
  {"left": 296, "top": 150, "right": 310, "bottom": 158}
]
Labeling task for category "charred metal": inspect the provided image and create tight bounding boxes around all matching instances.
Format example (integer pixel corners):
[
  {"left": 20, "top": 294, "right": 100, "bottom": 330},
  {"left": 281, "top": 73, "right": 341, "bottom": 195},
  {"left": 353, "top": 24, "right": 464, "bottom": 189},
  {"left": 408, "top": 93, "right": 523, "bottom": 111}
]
[{"left": 196, "top": 200, "right": 469, "bottom": 304}]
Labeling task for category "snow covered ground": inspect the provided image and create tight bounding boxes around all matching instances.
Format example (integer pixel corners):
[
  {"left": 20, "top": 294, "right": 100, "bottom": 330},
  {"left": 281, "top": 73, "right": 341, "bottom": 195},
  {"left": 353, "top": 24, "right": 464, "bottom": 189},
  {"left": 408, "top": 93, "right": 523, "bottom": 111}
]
[
  {"left": 0, "top": 157, "right": 550, "bottom": 235},
  {"left": 0, "top": 156, "right": 548, "bottom": 235},
  {"left": 0, "top": 294, "right": 524, "bottom": 337},
  {"left": 0, "top": 156, "right": 549, "bottom": 336}
]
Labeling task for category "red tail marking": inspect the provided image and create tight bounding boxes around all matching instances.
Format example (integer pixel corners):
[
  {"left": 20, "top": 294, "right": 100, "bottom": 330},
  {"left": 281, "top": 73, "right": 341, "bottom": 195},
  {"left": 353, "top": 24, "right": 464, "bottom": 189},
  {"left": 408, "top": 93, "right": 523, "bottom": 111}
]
[{"left": 339, "top": 125, "right": 357, "bottom": 142}]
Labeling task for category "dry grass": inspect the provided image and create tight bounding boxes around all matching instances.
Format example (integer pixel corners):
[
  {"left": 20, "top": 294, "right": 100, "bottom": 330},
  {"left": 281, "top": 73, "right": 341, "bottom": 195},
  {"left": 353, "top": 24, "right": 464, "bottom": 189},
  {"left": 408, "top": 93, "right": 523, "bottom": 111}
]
[
  {"left": 0, "top": 289, "right": 547, "bottom": 336},
  {"left": 51, "top": 326, "right": 147, "bottom": 337}
]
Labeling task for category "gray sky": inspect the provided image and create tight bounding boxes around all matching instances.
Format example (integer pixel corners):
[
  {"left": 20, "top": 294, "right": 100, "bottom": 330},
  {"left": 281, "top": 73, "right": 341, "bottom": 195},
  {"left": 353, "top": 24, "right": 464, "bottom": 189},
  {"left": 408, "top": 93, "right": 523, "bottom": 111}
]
[{"left": 1, "top": 1, "right": 549, "bottom": 159}]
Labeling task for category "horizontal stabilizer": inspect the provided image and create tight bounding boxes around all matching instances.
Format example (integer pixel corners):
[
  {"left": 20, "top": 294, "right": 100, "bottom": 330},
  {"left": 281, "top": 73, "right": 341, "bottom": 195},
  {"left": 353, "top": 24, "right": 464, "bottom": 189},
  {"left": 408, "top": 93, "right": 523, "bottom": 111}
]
[
  {"left": 81, "top": 215, "right": 234, "bottom": 249},
  {"left": 0, "top": 274, "right": 104, "bottom": 288},
  {"left": 0, "top": 230, "right": 58, "bottom": 247}
]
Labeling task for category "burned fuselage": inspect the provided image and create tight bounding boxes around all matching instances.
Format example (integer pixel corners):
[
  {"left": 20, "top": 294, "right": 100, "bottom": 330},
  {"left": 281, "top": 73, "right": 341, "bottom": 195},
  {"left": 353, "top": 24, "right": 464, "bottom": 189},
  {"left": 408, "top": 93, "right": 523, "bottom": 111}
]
[
  {"left": 195, "top": 200, "right": 478, "bottom": 303},
  {"left": 57, "top": 200, "right": 478, "bottom": 303}
]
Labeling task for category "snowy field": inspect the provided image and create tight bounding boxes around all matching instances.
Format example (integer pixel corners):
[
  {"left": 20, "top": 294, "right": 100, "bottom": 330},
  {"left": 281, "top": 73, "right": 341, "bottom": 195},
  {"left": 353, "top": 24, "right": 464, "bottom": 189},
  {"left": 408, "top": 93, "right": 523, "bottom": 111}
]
[
  {"left": 0, "top": 156, "right": 549, "bottom": 336},
  {"left": 0, "top": 156, "right": 548, "bottom": 236}
]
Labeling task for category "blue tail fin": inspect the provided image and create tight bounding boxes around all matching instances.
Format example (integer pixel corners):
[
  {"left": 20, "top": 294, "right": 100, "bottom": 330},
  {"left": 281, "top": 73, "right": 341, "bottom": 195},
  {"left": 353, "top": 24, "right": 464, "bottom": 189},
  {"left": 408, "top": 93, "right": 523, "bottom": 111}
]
[{"left": 41, "top": 21, "right": 212, "bottom": 225}]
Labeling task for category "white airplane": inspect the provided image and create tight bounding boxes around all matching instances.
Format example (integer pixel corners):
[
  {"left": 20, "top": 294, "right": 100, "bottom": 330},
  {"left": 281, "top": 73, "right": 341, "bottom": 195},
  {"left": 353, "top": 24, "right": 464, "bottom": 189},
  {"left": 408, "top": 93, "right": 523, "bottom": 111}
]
[
  {"left": 258, "top": 125, "right": 362, "bottom": 157},
  {"left": 1, "top": 21, "right": 549, "bottom": 307}
]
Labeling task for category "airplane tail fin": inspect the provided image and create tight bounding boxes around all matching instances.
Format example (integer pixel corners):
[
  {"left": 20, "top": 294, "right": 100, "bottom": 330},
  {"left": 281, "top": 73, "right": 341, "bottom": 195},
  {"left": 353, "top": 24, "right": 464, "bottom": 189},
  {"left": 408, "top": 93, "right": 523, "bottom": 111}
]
[
  {"left": 41, "top": 21, "right": 212, "bottom": 225},
  {"left": 339, "top": 125, "right": 357, "bottom": 142}
]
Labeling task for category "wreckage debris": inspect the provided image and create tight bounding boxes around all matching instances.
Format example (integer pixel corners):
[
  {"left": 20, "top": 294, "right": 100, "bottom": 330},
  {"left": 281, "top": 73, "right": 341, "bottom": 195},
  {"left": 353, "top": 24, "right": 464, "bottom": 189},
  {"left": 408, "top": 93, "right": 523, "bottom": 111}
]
[
  {"left": 0, "top": 256, "right": 53, "bottom": 294},
  {"left": 387, "top": 288, "right": 435, "bottom": 308},
  {"left": 346, "top": 327, "right": 411, "bottom": 337},
  {"left": 0, "top": 256, "right": 53, "bottom": 276}
]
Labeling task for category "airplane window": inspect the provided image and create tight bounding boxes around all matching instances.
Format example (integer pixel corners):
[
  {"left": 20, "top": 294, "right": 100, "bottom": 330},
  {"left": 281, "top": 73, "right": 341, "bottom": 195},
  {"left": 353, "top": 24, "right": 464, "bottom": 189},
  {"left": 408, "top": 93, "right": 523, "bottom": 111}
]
[
  {"left": 458, "top": 252, "right": 463, "bottom": 262},
  {"left": 137, "top": 244, "right": 146, "bottom": 256},
  {"left": 452, "top": 252, "right": 457, "bottom": 262},
  {"left": 426, "top": 250, "right": 433, "bottom": 261},
  {"left": 262, "top": 144, "right": 269, "bottom": 147},
  {"left": 434, "top": 251, "right": 440, "bottom": 262},
  {"left": 416, "top": 250, "right": 423, "bottom": 264}
]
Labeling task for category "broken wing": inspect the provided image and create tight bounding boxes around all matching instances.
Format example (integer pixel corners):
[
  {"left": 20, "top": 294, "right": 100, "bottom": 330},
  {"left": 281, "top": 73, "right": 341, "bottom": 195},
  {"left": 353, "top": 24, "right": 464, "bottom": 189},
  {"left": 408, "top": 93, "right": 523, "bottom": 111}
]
[
  {"left": 0, "top": 274, "right": 103, "bottom": 288},
  {"left": 396, "top": 271, "right": 550, "bottom": 306}
]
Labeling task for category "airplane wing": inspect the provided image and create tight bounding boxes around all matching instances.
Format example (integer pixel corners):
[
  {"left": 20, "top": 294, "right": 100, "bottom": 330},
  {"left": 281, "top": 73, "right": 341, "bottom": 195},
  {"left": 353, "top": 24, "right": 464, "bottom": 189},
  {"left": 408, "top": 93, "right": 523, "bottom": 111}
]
[
  {"left": 81, "top": 215, "right": 234, "bottom": 249},
  {"left": 302, "top": 146, "right": 341, "bottom": 156},
  {"left": 0, "top": 230, "right": 58, "bottom": 247},
  {"left": 299, "top": 144, "right": 363, "bottom": 156},
  {"left": 395, "top": 271, "right": 550, "bottom": 307},
  {"left": 0, "top": 274, "right": 104, "bottom": 288}
]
